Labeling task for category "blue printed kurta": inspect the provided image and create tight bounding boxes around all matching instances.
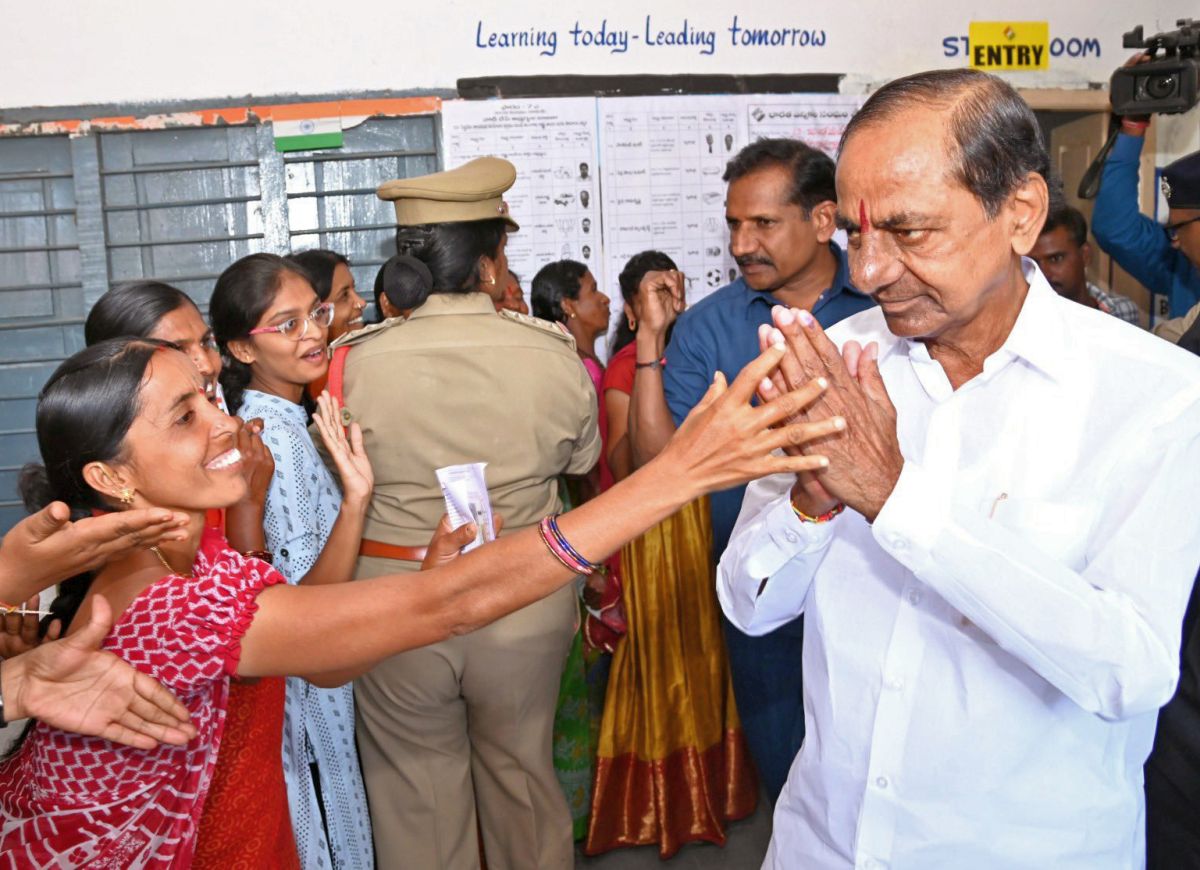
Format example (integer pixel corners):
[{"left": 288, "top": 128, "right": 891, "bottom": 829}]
[{"left": 238, "top": 390, "right": 373, "bottom": 870}]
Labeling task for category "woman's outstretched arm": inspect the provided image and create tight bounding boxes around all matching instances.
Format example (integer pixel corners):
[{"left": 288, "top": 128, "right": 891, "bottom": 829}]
[{"left": 238, "top": 345, "right": 837, "bottom": 678}]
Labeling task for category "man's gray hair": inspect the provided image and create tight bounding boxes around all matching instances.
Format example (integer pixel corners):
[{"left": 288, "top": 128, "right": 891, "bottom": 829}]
[{"left": 840, "top": 69, "right": 1054, "bottom": 218}]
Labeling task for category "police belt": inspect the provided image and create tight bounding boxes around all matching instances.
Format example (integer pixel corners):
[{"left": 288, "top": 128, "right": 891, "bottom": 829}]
[{"left": 359, "top": 538, "right": 428, "bottom": 563}]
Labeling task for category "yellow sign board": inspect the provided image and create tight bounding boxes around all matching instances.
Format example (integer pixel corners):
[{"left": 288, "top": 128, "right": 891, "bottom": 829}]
[{"left": 968, "top": 21, "right": 1050, "bottom": 70}]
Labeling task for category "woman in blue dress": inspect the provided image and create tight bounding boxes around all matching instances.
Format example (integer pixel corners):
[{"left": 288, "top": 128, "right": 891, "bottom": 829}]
[{"left": 210, "top": 252, "right": 375, "bottom": 869}]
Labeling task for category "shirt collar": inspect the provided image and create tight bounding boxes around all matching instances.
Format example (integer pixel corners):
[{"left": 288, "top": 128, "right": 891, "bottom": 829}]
[
  {"left": 828, "top": 241, "right": 869, "bottom": 300},
  {"left": 406, "top": 291, "right": 498, "bottom": 320},
  {"left": 242, "top": 389, "right": 308, "bottom": 424},
  {"left": 741, "top": 242, "right": 868, "bottom": 311},
  {"left": 995, "top": 258, "right": 1071, "bottom": 382}
]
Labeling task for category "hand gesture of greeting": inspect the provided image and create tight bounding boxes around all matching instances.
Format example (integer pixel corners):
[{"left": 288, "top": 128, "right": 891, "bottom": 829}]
[
  {"left": 224, "top": 416, "right": 277, "bottom": 553},
  {"left": 661, "top": 341, "right": 844, "bottom": 496},
  {"left": 758, "top": 306, "right": 903, "bottom": 521},
  {"left": 312, "top": 391, "right": 374, "bottom": 508},
  {"left": 633, "top": 269, "right": 686, "bottom": 338},
  {"left": 236, "top": 416, "right": 276, "bottom": 504}
]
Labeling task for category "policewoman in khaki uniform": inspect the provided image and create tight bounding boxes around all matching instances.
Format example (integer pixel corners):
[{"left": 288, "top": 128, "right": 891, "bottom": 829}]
[{"left": 334, "top": 157, "right": 600, "bottom": 869}]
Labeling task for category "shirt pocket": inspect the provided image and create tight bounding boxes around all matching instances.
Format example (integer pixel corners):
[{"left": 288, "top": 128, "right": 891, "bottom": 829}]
[{"left": 990, "top": 496, "right": 1096, "bottom": 568}]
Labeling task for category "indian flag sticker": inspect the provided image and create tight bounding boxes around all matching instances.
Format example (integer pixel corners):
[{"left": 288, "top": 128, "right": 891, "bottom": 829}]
[{"left": 274, "top": 116, "right": 344, "bottom": 152}]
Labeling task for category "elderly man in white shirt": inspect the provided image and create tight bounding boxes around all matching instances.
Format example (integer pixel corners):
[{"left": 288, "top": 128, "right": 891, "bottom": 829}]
[{"left": 718, "top": 69, "right": 1200, "bottom": 870}]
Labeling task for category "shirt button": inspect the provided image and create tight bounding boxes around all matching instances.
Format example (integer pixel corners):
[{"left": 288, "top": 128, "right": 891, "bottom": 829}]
[
  {"left": 861, "top": 859, "right": 880, "bottom": 870},
  {"left": 876, "top": 775, "right": 890, "bottom": 790},
  {"left": 888, "top": 535, "right": 908, "bottom": 551},
  {"left": 906, "top": 589, "right": 921, "bottom": 606},
  {"left": 885, "top": 674, "right": 904, "bottom": 691},
  {"left": 784, "top": 530, "right": 799, "bottom": 543}
]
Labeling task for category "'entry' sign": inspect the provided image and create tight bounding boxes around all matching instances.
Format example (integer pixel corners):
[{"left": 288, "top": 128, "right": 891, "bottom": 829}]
[{"left": 968, "top": 22, "right": 1050, "bottom": 71}]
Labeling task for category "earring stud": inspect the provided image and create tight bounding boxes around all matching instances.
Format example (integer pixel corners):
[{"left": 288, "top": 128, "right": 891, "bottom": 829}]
[{"left": 118, "top": 487, "right": 135, "bottom": 505}]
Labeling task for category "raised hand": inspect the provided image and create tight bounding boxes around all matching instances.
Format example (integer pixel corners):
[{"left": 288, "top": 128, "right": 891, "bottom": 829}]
[
  {"left": 0, "top": 502, "right": 190, "bottom": 605},
  {"left": 224, "top": 416, "right": 276, "bottom": 553},
  {"left": 236, "top": 416, "right": 276, "bottom": 505},
  {"left": 312, "top": 391, "right": 374, "bottom": 508},
  {"left": 754, "top": 322, "right": 838, "bottom": 515},
  {"left": 661, "top": 339, "right": 844, "bottom": 495},
  {"left": 634, "top": 269, "right": 687, "bottom": 337},
  {"left": 767, "top": 305, "right": 903, "bottom": 521},
  {"left": 3, "top": 595, "right": 196, "bottom": 749}
]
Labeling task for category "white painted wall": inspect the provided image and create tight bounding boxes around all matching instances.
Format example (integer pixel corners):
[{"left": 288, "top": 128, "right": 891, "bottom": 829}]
[{"left": 0, "top": 0, "right": 1184, "bottom": 108}]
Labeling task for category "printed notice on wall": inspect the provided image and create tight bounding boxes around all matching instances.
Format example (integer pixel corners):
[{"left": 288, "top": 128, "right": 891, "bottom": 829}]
[
  {"left": 598, "top": 95, "right": 749, "bottom": 311},
  {"left": 745, "top": 94, "right": 864, "bottom": 158},
  {"left": 441, "top": 98, "right": 603, "bottom": 296}
]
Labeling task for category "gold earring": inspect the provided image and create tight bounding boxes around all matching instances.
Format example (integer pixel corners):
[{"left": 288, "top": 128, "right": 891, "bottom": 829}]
[{"left": 118, "top": 487, "right": 135, "bottom": 505}]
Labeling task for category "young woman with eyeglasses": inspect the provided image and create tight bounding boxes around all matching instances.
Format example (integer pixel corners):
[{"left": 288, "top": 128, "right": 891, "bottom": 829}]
[{"left": 209, "top": 253, "right": 375, "bottom": 869}]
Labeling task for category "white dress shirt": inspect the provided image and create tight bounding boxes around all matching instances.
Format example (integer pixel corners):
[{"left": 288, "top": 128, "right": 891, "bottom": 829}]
[{"left": 718, "top": 261, "right": 1200, "bottom": 869}]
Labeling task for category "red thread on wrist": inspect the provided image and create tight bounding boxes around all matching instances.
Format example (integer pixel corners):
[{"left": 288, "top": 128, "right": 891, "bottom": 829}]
[{"left": 791, "top": 501, "right": 846, "bottom": 524}]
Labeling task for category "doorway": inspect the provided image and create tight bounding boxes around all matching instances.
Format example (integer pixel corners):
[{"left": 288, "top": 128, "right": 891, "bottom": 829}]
[{"left": 1025, "top": 89, "right": 1158, "bottom": 326}]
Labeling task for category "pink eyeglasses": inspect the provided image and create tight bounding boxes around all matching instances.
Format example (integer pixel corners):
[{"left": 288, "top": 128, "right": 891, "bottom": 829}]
[{"left": 248, "top": 302, "right": 335, "bottom": 341}]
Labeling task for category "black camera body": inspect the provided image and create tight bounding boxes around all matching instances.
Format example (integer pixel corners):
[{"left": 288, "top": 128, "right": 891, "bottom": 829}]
[{"left": 1111, "top": 20, "right": 1200, "bottom": 115}]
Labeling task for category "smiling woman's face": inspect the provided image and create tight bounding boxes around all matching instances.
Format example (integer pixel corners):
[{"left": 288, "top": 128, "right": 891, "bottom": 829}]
[
  {"left": 228, "top": 270, "right": 330, "bottom": 397},
  {"left": 147, "top": 302, "right": 222, "bottom": 403},
  {"left": 327, "top": 262, "right": 367, "bottom": 340},
  {"left": 94, "top": 349, "right": 247, "bottom": 513}
]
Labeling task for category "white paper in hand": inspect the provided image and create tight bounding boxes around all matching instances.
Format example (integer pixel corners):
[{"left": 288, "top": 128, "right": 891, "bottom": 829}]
[{"left": 435, "top": 462, "right": 496, "bottom": 553}]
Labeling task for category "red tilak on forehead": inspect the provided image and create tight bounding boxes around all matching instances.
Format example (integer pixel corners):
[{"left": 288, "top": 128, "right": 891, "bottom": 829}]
[{"left": 859, "top": 199, "right": 871, "bottom": 234}]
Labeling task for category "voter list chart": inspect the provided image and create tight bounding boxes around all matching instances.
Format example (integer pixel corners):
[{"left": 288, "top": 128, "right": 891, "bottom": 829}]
[
  {"left": 598, "top": 95, "right": 749, "bottom": 311},
  {"left": 745, "top": 94, "right": 865, "bottom": 158},
  {"left": 441, "top": 97, "right": 603, "bottom": 294}
]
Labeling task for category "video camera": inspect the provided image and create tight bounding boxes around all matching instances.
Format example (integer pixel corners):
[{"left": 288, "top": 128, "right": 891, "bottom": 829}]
[{"left": 1111, "top": 19, "right": 1200, "bottom": 115}]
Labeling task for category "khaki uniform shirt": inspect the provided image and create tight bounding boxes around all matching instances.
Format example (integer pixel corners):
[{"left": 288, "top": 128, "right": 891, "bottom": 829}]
[{"left": 332, "top": 292, "right": 601, "bottom": 551}]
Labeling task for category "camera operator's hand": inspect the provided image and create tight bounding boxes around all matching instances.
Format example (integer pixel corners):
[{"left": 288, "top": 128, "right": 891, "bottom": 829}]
[{"left": 1113, "top": 53, "right": 1153, "bottom": 129}]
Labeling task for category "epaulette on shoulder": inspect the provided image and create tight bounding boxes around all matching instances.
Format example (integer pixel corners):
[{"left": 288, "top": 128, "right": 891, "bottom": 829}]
[
  {"left": 498, "top": 309, "right": 576, "bottom": 347},
  {"left": 329, "top": 315, "right": 406, "bottom": 350}
]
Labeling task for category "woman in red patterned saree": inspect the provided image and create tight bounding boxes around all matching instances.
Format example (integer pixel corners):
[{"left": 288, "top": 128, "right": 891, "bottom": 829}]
[{"left": 0, "top": 335, "right": 831, "bottom": 867}]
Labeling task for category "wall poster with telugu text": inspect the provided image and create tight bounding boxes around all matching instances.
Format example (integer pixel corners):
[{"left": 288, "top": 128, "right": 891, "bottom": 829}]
[
  {"left": 745, "top": 94, "right": 865, "bottom": 158},
  {"left": 597, "top": 95, "right": 750, "bottom": 314},
  {"left": 442, "top": 92, "right": 864, "bottom": 356},
  {"left": 441, "top": 97, "right": 604, "bottom": 298}
]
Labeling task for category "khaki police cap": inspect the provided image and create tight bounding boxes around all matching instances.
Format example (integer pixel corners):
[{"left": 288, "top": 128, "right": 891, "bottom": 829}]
[{"left": 377, "top": 156, "right": 520, "bottom": 231}]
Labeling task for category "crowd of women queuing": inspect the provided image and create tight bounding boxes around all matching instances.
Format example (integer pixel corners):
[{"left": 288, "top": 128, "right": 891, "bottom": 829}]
[{"left": 0, "top": 155, "right": 832, "bottom": 868}]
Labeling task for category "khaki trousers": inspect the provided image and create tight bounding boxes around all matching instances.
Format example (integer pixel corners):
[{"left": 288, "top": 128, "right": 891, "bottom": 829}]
[{"left": 354, "top": 561, "right": 577, "bottom": 870}]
